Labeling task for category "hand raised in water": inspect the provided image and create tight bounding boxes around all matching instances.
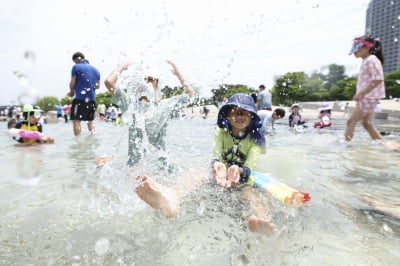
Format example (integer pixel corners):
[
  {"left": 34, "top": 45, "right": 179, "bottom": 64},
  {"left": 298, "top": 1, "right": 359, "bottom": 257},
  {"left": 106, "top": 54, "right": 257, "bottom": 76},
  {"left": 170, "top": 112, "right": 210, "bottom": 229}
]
[
  {"left": 118, "top": 61, "right": 132, "bottom": 72},
  {"left": 212, "top": 161, "right": 227, "bottom": 187},
  {"left": 226, "top": 165, "right": 240, "bottom": 187},
  {"left": 166, "top": 60, "right": 180, "bottom": 77}
]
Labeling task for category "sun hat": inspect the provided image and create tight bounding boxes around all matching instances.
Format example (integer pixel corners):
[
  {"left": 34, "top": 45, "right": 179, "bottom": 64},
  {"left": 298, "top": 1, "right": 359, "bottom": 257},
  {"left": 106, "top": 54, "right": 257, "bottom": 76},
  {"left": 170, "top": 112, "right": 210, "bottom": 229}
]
[
  {"left": 23, "top": 104, "right": 42, "bottom": 113},
  {"left": 318, "top": 103, "right": 332, "bottom": 111},
  {"left": 290, "top": 103, "right": 302, "bottom": 111},
  {"left": 348, "top": 39, "right": 374, "bottom": 55},
  {"left": 22, "top": 104, "right": 43, "bottom": 119},
  {"left": 217, "top": 93, "right": 265, "bottom": 148}
]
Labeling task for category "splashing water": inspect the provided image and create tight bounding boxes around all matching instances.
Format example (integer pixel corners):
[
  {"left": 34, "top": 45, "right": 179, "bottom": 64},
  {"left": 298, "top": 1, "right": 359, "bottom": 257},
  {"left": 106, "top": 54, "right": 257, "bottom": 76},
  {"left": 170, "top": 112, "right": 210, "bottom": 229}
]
[
  {"left": 13, "top": 70, "right": 30, "bottom": 87},
  {"left": 24, "top": 50, "right": 36, "bottom": 66},
  {"left": 17, "top": 88, "right": 39, "bottom": 105},
  {"left": 94, "top": 238, "right": 110, "bottom": 256}
]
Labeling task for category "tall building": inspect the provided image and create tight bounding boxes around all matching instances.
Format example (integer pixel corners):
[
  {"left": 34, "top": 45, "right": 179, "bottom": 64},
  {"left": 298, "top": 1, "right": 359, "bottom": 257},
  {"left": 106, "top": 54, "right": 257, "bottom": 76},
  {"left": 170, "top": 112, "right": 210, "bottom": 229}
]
[{"left": 366, "top": 0, "right": 400, "bottom": 73}]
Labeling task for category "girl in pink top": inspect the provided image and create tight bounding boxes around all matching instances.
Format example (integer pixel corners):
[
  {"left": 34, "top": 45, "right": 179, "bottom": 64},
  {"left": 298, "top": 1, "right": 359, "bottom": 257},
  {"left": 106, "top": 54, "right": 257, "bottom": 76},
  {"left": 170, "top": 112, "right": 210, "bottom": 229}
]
[{"left": 344, "top": 35, "right": 385, "bottom": 141}]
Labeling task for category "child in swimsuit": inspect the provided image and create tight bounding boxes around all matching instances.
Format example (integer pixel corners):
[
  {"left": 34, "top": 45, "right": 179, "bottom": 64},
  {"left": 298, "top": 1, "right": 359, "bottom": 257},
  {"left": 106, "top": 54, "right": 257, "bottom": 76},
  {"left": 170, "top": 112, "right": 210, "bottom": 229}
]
[{"left": 12, "top": 104, "right": 54, "bottom": 144}]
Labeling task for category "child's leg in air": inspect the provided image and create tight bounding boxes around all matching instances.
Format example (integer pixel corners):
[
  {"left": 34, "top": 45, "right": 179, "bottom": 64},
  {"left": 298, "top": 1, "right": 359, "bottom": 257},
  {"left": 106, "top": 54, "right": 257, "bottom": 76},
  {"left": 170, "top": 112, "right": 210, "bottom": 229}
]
[
  {"left": 135, "top": 169, "right": 207, "bottom": 218},
  {"left": 135, "top": 175, "right": 181, "bottom": 218},
  {"left": 240, "top": 186, "right": 277, "bottom": 235}
]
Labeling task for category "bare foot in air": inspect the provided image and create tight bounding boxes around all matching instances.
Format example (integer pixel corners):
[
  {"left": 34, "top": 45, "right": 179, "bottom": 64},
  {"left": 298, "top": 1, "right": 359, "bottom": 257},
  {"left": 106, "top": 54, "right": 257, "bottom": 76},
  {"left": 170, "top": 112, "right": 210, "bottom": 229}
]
[
  {"left": 248, "top": 215, "right": 277, "bottom": 235},
  {"left": 135, "top": 176, "right": 180, "bottom": 218}
]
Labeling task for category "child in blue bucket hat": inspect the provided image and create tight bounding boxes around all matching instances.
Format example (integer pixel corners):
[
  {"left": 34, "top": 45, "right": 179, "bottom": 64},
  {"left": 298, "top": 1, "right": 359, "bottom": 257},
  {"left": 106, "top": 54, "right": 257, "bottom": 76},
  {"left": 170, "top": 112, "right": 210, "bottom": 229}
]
[
  {"left": 135, "top": 93, "right": 276, "bottom": 234},
  {"left": 212, "top": 93, "right": 276, "bottom": 234},
  {"left": 213, "top": 93, "right": 266, "bottom": 187}
]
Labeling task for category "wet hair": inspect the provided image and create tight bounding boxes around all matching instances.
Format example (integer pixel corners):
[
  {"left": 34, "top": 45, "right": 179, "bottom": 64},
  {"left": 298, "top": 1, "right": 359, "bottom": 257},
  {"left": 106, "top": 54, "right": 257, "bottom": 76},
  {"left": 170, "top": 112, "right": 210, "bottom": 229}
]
[
  {"left": 274, "top": 108, "right": 285, "bottom": 118},
  {"left": 72, "top": 52, "right": 85, "bottom": 61},
  {"left": 259, "top": 84, "right": 265, "bottom": 89},
  {"left": 356, "top": 35, "right": 384, "bottom": 65},
  {"left": 22, "top": 111, "right": 35, "bottom": 120},
  {"left": 7, "top": 119, "right": 16, "bottom": 129}
]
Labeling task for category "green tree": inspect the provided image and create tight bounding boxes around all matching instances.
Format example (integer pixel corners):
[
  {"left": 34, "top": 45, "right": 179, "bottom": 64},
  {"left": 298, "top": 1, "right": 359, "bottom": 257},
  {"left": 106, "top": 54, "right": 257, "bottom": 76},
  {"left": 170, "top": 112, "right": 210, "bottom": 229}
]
[
  {"left": 161, "top": 85, "right": 181, "bottom": 98},
  {"left": 323, "top": 64, "right": 346, "bottom": 91},
  {"left": 210, "top": 84, "right": 255, "bottom": 104},
  {"left": 330, "top": 77, "right": 356, "bottom": 100},
  {"left": 384, "top": 69, "right": 400, "bottom": 98},
  {"left": 96, "top": 92, "right": 113, "bottom": 107},
  {"left": 60, "top": 96, "right": 72, "bottom": 106},
  {"left": 37, "top": 96, "right": 59, "bottom": 112},
  {"left": 342, "top": 77, "right": 357, "bottom": 100},
  {"left": 272, "top": 72, "right": 307, "bottom": 106},
  {"left": 303, "top": 72, "right": 327, "bottom": 101}
]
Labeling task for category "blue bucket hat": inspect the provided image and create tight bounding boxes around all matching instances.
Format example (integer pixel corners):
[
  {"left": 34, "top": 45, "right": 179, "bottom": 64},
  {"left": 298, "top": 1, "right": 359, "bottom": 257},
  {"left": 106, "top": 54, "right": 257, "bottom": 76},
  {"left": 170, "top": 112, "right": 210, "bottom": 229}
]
[{"left": 217, "top": 93, "right": 265, "bottom": 149}]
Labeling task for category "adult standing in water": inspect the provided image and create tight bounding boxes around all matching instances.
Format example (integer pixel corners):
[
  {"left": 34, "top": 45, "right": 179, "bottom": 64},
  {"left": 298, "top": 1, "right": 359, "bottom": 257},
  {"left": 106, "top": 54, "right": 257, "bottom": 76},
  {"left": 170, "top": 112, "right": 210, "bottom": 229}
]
[
  {"left": 256, "top": 84, "right": 272, "bottom": 111},
  {"left": 344, "top": 35, "right": 385, "bottom": 141},
  {"left": 68, "top": 52, "right": 101, "bottom": 136}
]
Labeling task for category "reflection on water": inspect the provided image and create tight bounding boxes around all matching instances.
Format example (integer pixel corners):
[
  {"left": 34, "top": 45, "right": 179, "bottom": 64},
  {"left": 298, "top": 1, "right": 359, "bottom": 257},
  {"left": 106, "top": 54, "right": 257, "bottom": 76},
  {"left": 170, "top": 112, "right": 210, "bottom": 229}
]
[{"left": 0, "top": 119, "right": 399, "bottom": 265}]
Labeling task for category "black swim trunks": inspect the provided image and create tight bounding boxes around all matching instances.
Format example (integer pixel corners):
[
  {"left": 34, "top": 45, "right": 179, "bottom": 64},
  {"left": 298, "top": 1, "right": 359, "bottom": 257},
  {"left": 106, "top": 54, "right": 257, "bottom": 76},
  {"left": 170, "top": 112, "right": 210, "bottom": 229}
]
[{"left": 70, "top": 99, "right": 96, "bottom": 121}]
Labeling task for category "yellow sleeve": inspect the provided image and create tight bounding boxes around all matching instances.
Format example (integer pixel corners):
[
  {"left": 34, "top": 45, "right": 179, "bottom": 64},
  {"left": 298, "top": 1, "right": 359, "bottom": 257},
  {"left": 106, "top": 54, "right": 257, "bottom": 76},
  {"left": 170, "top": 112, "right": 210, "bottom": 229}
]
[
  {"left": 243, "top": 142, "right": 262, "bottom": 172},
  {"left": 212, "top": 127, "right": 225, "bottom": 162}
]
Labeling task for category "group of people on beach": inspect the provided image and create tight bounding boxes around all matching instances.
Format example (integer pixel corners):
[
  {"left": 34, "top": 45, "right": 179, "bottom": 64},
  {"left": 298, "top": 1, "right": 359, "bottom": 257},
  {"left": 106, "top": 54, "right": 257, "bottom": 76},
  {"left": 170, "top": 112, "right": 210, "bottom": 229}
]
[
  {"left": 8, "top": 34, "right": 399, "bottom": 233},
  {"left": 109, "top": 34, "right": 394, "bottom": 234}
]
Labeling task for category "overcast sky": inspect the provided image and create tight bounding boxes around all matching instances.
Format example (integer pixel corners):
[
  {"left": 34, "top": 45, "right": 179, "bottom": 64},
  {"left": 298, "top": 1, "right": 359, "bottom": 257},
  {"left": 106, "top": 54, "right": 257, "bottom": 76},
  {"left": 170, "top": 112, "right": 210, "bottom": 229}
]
[{"left": 0, "top": 0, "right": 372, "bottom": 105}]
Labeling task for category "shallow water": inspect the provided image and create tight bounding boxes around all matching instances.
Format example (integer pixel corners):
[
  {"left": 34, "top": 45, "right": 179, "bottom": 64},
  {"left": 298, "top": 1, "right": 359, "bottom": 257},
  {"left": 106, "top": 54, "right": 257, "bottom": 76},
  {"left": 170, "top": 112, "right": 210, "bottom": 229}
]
[{"left": 0, "top": 118, "right": 399, "bottom": 265}]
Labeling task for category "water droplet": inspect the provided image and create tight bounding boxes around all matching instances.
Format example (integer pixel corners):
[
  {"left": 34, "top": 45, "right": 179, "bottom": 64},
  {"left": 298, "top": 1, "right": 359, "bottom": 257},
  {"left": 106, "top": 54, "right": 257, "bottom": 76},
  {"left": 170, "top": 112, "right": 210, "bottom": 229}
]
[
  {"left": 396, "top": 80, "right": 400, "bottom": 84},
  {"left": 80, "top": 90, "right": 86, "bottom": 94},
  {"left": 382, "top": 223, "right": 393, "bottom": 233},
  {"left": 197, "top": 200, "right": 205, "bottom": 215},
  {"left": 158, "top": 232, "right": 168, "bottom": 242},
  {"left": 13, "top": 70, "right": 30, "bottom": 87},
  {"left": 18, "top": 88, "right": 39, "bottom": 105},
  {"left": 24, "top": 50, "right": 35, "bottom": 66},
  {"left": 394, "top": 37, "right": 398, "bottom": 42},
  {"left": 94, "top": 238, "right": 110, "bottom": 256}
]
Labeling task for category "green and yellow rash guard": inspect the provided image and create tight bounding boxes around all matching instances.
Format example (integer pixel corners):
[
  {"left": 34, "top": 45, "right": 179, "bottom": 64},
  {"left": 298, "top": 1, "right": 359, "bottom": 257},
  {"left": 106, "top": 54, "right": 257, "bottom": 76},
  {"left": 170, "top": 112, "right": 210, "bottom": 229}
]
[
  {"left": 212, "top": 127, "right": 264, "bottom": 174},
  {"left": 15, "top": 121, "right": 43, "bottom": 145}
]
